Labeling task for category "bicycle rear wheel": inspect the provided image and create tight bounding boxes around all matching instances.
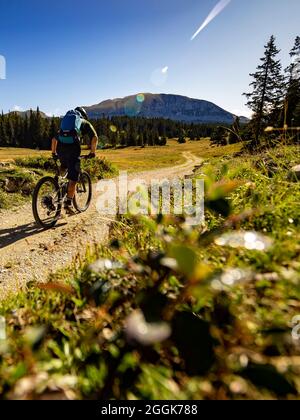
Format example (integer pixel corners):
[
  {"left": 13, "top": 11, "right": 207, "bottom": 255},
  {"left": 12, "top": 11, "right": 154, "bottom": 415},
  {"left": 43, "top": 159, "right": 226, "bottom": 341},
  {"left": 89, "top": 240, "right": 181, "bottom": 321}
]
[
  {"left": 32, "top": 177, "right": 62, "bottom": 229},
  {"left": 73, "top": 171, "right": 92, "bottom": 213}
]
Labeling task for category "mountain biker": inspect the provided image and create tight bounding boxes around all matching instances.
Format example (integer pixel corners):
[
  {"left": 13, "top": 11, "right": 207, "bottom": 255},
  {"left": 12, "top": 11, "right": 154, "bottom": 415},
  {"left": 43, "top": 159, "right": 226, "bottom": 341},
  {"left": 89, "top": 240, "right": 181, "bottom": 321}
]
[{"left": 51, "top": 107, "right": 98, "bottom": 214}]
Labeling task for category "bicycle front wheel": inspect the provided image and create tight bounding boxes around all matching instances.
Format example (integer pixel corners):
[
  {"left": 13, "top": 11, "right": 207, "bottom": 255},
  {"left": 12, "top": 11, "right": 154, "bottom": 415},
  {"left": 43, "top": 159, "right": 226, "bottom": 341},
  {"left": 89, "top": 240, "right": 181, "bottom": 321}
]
[
  {"left": 73, "top": 172, "right": 92, "bottom": 213},
  {"left": 32, "top": 177, "right": 62, "bottom": 229}
]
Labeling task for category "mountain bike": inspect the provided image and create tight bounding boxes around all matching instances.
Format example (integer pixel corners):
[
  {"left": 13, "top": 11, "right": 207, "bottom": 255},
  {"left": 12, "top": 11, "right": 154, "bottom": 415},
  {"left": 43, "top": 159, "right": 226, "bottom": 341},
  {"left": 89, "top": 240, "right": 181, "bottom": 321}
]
[{"left": 32, "top": 156, "right": 92, "bottom": 229}]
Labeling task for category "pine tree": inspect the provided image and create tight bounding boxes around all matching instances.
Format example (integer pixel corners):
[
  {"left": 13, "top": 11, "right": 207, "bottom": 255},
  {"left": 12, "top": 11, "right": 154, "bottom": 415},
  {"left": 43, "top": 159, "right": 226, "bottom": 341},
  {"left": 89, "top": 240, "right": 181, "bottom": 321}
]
[
  {"left": 285, "top": 36, "right": 300, "bottom": 127},
  {"left": 148, "top": 131, "right": 155, "bottom": 146},
  {"left": 23, "top": 114, "right": 31, "bottom": 148},
  {"left": 138, "top": 132, "right": 144, "bottom": 148},
  {"left": 244, "top": 36, "right": 285, "bottom": 148},
  {"left": 210, "top": 126, "right": 227, "bottom": 146},
  {"left": 49, "top": 117, "right": 58, "bottom": 139},
  {"left": 143, "top": 131, "right": 149, "bottom": 147},
  {"left": 228, "top": 117, "right": 241, "bottom": 144},
  {"left": 5, "top": 116, "right": 15, "bottom": 146},
  {"left": 153, "top": 129, "right": 160, "bottom": 145},
  {"left": 159, "top": 136, "right": 167, "bottom": 146},
  {"left": 120, "top": 131, "right": 127, "bottom": 147},
  {"left": 0, "top": 112, "right": 9, "bottom": 146}
]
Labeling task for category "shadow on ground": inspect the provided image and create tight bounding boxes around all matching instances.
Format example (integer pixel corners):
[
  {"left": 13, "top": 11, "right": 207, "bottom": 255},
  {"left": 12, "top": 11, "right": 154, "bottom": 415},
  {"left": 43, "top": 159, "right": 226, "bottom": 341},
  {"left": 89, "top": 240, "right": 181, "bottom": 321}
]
[{"left": 0, "top": 221, "right": 67, "bottom": 250}]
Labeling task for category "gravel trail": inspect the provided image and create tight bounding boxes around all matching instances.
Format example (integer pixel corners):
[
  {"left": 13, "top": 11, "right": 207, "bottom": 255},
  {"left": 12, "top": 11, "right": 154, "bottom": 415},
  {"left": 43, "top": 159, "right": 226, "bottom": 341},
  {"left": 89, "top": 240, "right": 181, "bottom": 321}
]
[{"left": 0, "top": 152, "right": 202, "bottom": 299}]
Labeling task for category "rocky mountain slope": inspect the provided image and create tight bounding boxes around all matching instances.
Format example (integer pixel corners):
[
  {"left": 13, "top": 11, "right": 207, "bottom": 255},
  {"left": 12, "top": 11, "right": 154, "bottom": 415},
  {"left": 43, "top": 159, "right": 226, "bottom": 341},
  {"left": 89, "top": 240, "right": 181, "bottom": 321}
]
[{"left": 85, "top": 93, "right": 248, "bottom": 124}]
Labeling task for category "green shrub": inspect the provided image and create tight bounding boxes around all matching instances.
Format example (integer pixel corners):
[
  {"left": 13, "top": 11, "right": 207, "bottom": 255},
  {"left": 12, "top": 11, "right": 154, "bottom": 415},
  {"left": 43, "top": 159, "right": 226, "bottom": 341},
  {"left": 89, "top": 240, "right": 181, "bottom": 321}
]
[
  {"left": 81, "top": 157, "right": 118, "bottom": 180},
  {"left": 178, "top": 136, "right": 186, "bottom": 144},
  {"left": 0, "top": 190, "right": 8, "bottom": 209},
  {"left": 14, "top": 156, "right": 118, "bottom": 181},
  {"left": 14, "top": 156, "right": 57, "bottom": 171}
]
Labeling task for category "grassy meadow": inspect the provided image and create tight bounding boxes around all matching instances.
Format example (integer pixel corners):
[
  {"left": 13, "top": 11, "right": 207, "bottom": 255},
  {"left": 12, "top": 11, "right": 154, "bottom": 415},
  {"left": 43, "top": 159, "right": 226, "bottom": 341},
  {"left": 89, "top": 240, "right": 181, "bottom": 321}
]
[
  {"left": 0, "top": 147, "right": 50, "bottom": 161},
  {"left": 100, "top": 139, "right": 241, "bottom": 172},
  {"left": 0, "top": 140, "right": 241, "bottom": 210},
  {"left": 0, "top": 139, "right": 242, "bottom": 172}
]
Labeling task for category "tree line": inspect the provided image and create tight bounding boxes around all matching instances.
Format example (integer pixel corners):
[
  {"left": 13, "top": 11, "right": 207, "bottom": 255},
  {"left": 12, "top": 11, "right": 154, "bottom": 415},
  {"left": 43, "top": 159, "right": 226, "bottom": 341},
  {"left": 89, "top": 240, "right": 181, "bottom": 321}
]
[
  {"left": 0, "top": 109, "right": 219, "bottom": 150},
  {"left": 92, "top": 117, "right": 216, "bottom": 148},
  {"left": 0, "top": 109, "right": 60, "bottom": 150}
]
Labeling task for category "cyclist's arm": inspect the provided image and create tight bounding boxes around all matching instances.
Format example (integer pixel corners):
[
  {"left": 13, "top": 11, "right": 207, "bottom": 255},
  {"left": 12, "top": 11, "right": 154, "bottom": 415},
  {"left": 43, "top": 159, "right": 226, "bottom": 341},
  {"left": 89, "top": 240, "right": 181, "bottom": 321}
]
[
  {"left": 91, "top": 136, "right": 98, "bottom": 154},
  {"left": 81, "top": 120, "right": 98, "bottom": 153},
  {"left": 51, "top": 137, "right": 58, "bottom": 154}
]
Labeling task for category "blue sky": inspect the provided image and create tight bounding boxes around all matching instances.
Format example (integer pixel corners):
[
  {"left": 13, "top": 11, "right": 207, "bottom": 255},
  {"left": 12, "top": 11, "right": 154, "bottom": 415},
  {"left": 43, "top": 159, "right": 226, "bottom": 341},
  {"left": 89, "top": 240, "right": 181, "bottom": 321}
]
[{"left": 0, "top": 0, "right": 299, "bottom": 117}]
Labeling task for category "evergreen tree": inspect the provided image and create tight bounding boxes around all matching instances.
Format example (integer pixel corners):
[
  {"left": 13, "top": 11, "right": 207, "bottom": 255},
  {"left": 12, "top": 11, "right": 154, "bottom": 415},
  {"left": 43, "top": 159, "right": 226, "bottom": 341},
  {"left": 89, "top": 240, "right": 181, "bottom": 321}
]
[
  {"left": 143, "top": 131, "right": 149, "bottom": 147},
  {"left": 159, "top": 136, "right": 167, "bottom": 146},
  {"left": 228, "top": 117, "right": 241, "bottom": 144},
  {"left": 138, "top": 132, "right": 144, "bottom": 148},
  {"left": 148, "top": 131, "right": 155, "bottom": 146},
  {"left": 120, "top": 131, "right": 127, "bottom": 146},
  {"left": 128, "top": 123, "right": 137, "bottom": 146},
  {"left": 244, "top": 36, "right": 285, "bottom": 148},
  {"left": 5, "top": 117, "right": 15, "bottom": 146},
  {"left": 49, "top": 117, "right": 58, "bottom": 139},
  {"left": 210, "top": 126, "right": 227, "bottom": 146},
  {"left": 0, "top": 113, "right": 9, "bottom": 146},
  {"left": 153, "top": 129, "right": 160, "bottom": 145},
  {"left": 23, "top": 115, "right": 31, "bottom": 148},
  {"left": 285, "top": 36, "right": 300, "bottom": 127}
]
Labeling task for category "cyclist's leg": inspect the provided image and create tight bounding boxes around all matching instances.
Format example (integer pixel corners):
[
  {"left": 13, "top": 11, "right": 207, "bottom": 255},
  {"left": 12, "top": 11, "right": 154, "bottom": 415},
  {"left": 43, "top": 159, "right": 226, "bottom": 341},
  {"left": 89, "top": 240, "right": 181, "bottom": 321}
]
[
  {"left": 66, "top": 144, "right": 81, "bottom": 203},
  {"left": 57, "top": 143, "right": 68, "bottom": 176}
]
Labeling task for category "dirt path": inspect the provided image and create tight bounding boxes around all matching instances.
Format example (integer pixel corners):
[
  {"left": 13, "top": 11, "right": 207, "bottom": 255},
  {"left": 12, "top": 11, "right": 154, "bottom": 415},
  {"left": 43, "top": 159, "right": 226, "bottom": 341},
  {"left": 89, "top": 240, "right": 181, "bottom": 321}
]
[{"left": 0, "top": 152, "right": 202, "bottom": 299}]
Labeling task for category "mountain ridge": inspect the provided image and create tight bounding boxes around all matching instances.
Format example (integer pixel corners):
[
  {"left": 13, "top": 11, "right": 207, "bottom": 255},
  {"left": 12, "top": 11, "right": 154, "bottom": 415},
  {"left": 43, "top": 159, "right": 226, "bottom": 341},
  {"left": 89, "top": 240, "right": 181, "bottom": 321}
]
[
  {"left": 5, "top": 94, "right": 249, "bottom": 124},
  {"left": 85, "top": 93, "right": 249, "bottom": 124}
]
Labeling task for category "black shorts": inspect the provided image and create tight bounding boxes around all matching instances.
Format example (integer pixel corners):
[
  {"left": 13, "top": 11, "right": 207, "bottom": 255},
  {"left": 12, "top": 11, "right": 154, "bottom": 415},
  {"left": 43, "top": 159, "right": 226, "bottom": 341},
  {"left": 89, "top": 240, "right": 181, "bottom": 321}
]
[{"left": 57, "top": 143, "right": 81, "bottom": 182}]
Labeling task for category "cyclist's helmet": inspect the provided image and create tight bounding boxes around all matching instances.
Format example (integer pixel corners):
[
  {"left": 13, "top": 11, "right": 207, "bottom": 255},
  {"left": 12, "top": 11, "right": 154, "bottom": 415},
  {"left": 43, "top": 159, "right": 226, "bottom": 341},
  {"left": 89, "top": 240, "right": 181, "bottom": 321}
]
[{"left": 75, "top": 107, "right": 89, "bottom": 120}]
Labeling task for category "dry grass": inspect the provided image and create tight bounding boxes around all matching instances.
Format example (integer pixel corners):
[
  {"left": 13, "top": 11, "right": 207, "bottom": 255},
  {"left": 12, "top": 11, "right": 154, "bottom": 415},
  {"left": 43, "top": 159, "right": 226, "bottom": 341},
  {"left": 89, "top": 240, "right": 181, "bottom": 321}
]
[
  {"left": 100, "top": 139, "right": 242, "bottom": 172},
  {"left": 0, "top": 140, "right": 242, "bottom": 172},
  {"left": 0, "top": 148, "right": 50, "bottom": 161}
]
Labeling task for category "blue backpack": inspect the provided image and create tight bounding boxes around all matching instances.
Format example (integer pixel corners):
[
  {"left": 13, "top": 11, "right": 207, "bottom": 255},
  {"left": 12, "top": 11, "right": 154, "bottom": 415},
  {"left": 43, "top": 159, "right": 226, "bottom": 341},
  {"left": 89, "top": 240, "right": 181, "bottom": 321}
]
[{"left": 58, "top": 110, "right": 83, "bottom": 144}]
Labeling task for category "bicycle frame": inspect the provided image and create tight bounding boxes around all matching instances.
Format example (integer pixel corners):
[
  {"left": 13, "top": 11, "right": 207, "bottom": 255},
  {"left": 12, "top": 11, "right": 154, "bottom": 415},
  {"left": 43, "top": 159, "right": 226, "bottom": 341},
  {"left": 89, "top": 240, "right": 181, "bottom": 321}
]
[
  {"left": 53, "top": 155, "right": 89, "bottom": 203},
  {"left": 53, "top": 160, "right": 69, "bottom": 204}
]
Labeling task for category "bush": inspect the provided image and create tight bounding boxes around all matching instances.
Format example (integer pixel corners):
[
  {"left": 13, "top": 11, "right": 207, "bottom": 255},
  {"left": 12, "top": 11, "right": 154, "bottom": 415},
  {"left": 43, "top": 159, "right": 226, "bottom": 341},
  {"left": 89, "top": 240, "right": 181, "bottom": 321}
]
[
  {"left": 178, "top": 136, "right": 186, "bottom": 144},
  {"left": 0, "top": 168, "right": 37, "bottom": 195},
  {"left": 158, "top": 137, "right": 167, "bottom": 146},
  {"left": 0, "top": 190, "right": 8, "bottom": 208},
  {"left": 14, "top": 156, "right": 118, "bottom": 181},
  {"left": 14, "top": 156, "right": 57, "bottom": 171},
  {"left": 81, "top": 157, "right": 118, "bottom": 180}
]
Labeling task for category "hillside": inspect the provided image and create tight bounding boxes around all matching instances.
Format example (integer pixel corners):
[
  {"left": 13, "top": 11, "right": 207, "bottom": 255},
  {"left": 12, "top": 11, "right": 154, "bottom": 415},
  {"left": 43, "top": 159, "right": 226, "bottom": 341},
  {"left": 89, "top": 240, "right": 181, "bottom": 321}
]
[{"left": 85, "top": 93, "right": 248, "bottom": 124}]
